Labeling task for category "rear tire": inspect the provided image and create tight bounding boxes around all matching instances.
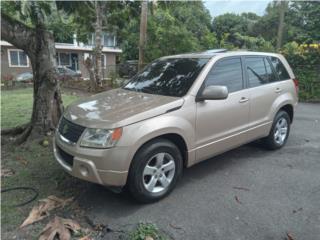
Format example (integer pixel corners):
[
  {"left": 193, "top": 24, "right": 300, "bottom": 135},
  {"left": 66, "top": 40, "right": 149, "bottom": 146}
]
[
  {"left": 127, "top": 138, "right": 183, "bottom": 203},
  {"left": 262, "top": 110, "right": 291, "bottom": 150}
]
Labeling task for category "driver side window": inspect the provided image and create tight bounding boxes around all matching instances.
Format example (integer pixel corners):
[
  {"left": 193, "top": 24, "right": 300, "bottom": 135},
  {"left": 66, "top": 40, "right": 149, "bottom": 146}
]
[{"left": 204, "top": 57, "right": 243, "bottom": 93}]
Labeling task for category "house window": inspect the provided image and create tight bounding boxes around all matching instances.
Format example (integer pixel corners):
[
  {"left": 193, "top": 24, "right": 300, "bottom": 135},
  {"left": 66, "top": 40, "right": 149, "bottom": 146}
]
[
  {"left": 56, "top": 52, "right": 71, "bottom": 66},
  {"left": 103, "top": 34, "right": 116, "bottom": 47},
  {"left": 89, "top": 33, "right": 116, "bottom": 47},
  {"left": 101, "top": 54, "right": 107, "bottom": 68},
  {"left": 8, "top": 49, "right": 29, "bottom": 67}
]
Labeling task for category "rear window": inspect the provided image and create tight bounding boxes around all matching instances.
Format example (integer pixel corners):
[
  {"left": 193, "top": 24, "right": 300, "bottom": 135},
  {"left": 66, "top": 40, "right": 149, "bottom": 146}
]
[
  {"left": 245, "top": 57, "right": 270, "bottom": 87},
  {"left": 269, "top": 57, "right": 290, "bottom": 80}
]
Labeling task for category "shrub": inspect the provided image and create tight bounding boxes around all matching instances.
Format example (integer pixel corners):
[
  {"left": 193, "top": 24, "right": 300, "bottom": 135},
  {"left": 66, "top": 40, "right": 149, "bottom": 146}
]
[{"left": 281, "top": 42, "right": 320, "bottom": 101}]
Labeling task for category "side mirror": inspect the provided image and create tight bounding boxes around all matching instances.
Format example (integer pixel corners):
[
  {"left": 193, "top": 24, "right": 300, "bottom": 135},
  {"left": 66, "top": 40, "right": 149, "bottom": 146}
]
[{"left": 196, "top": 85, "right": 229, "bottom": 101}]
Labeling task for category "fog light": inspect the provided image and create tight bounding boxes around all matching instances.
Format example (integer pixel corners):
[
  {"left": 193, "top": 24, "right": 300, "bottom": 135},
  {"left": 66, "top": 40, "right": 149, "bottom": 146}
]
[{"left": 79, "top": 165, "right": 89, "bottom": 177}]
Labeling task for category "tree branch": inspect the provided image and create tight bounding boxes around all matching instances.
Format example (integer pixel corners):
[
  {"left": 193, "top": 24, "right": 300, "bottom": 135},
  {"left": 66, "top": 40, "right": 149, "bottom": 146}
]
[{"left": 1, "top": 13, "right": 35, "bottom": 52}]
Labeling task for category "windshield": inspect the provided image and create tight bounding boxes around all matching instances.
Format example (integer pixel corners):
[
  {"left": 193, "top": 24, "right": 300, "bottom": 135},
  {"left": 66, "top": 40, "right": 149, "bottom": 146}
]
[{"left": 123, "top": 58, "right": 209, "bottom": 97}]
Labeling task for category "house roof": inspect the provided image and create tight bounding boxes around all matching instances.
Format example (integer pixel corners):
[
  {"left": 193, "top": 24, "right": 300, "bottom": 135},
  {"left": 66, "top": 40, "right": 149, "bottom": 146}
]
[{"left": 0, "top": 41, "right": 122, "bottom": 53}]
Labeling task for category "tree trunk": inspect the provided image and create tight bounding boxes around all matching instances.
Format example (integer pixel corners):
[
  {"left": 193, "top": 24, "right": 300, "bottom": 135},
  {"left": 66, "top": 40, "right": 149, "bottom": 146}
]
[
  {"left": 94, "top": 1, "right": 105, "bottom": 88},
  {"left": 276, "top": 0, "right": 287, "bottom": 49},
  {"left": 84, "top": 57, "right": 97, "bottom": 92},
  {"left": 139, "top": 0, "right": 148, "bottom": 70},
  {"left": 1, "top": 14, "right": 63, "bottom": 143}
]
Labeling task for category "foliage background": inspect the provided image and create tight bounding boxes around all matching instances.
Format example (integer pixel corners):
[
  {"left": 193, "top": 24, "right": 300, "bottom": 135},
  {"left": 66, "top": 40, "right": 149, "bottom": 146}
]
[{"left": 2, "top": 1, "right": 319, "bottom": 100}]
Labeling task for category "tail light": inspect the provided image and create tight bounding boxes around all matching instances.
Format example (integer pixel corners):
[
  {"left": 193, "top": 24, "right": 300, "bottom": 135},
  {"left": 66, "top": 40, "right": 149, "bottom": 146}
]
[{"left": 293, "top": 78, "right": 299, "bottom": 94}]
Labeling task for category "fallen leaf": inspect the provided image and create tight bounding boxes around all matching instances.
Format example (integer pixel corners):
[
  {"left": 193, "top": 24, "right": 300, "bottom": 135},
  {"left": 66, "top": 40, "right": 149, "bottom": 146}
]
[
  {"left": 78, "top": 236, "right": 91, "bottom": 240},
  {"left": 235, "top": 195, "right": 242, "bottom": 204},
  {"left": 16, "top": 156, "right": 28, "bottom": 165},
  {"left": 93, "top": 223, "right": 106, "bottom": 231},
  {"left": 233, "top": 186, "right": 250, "bottom": 191},
  {"left": 169, "top": 223, "right": 183, "bottom": 230},
  {"left": 1, "top": 168, "right": 15, "bottom": 177},
  {"left": 286, "top": 232, "right": 295, "bottom": 240},
  {"left": 40, "top": 195, "right": 74, "bottom": 210},
  {"left": 20, "top": 195, "right": 73, "bottom": 228},
  {"left": 62, "top": 218, "right": 81, "bottom": 232},
  {"left": 292, "top": 207, "right": 303, "bottom": 214},
  {"left": 39, "top": 216, "right": 81, "bottom": 240}
]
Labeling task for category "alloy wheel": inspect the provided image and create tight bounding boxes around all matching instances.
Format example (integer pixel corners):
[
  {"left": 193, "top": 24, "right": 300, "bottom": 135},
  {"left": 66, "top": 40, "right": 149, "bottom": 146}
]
[
  {"left": 274, "top": 117, "right": 288, "bottom": 145},
  {"left": 142, "top": 152, "right": 176, "bottom": 193}
]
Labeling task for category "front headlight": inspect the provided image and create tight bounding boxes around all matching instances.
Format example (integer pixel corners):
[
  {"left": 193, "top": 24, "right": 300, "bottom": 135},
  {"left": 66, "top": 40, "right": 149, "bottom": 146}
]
[{"left": 80, "top": 128, "right": 122, "bottom": 148}]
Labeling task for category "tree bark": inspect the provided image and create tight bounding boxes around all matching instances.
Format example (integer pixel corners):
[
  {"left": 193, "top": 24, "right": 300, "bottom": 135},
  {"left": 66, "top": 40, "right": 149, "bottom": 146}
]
[
  {"left": 84, "top": 57, "right": 97, "bottom": 92},
  {"left": 139, "top": 0, "right": 148, "bottom": 70},
  {"left": 276, "top": 0, "right": 287, "bottom": 49},
  {"left": 1, "top": 14, "right": 63, "bottom": 142},
  {"left": 93, "top": 1, "right": 105, "bottom": 88}
]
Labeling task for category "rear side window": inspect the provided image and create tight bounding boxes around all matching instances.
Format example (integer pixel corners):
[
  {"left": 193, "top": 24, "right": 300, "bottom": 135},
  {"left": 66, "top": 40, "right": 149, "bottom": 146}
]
[
  {"left": 245, "top": 57, "right": 269, "bottom": 87},
  {"left": 270, "top": 57, "right": 290, "bottom": 80},
  {"left": 204, "top": 57, "right": 243, "bottom": 93},
  {"left": 264, "top": 58, "right": 277, "bottom": 83}
]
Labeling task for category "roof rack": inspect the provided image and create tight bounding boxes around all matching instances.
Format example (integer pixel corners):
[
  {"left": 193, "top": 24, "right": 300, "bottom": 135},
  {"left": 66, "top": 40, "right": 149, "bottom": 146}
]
[{"left": 203, "top": 49, "right": 228, "bottom": 53}]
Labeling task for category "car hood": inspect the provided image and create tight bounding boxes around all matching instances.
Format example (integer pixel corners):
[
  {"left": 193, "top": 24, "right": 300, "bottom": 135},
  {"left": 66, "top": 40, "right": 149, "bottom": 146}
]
[{"left": 64, "top": 88, "right": 184, "bottom": 129}]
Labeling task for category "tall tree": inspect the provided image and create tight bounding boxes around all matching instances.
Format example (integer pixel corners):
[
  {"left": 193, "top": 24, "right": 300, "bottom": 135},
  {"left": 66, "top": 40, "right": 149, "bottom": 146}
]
[
  {"left": 122, "top": 1, "right": 216, "bottom": 62},
  {"left": 1, "top": 1, "right": 63, "bottom": 143},
  {"left": 286, "top": 1, "right": 320, "bottom": 43},
  {"left": 139, "top": 0, "right": 148, "bottom": 70},
  {"left": 59, "top": 1, "right": 108, "bottom": 91}
]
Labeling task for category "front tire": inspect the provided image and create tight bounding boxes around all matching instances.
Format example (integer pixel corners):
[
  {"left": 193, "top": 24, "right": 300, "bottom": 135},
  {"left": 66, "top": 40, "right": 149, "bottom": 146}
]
[
  {"left": 262, "top": 110, "right": 291, "bottom": 150},
  {"left": 127, "top": 138, "right": 183, "bottom": 203}
]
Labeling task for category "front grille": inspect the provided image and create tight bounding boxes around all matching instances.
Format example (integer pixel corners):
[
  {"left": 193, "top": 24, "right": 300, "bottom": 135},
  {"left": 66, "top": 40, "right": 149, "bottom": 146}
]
[
  {"left": 57, "top": 146, "right": 74, "bottom": 167},
  {"left": 58, "top": 117, "right": 85, "bottom": 143}
]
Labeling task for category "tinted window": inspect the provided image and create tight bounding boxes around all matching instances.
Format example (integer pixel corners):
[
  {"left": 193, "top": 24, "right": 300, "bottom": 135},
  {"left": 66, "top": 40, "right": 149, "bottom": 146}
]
[
  {"left": 270, "top": 57, "right": 290, "bottom": 80},
  {"left": 264, "top": 58, "right": 277, "bottom": 82},
  {"left": 245, "top": 57, "right": 269, "bottom": 87},
  {"left": 123, "top": 58, "right": 209, "bottom": 97},
  {"left": 204, "top": 58, "right": 243, "bottom": 93}
]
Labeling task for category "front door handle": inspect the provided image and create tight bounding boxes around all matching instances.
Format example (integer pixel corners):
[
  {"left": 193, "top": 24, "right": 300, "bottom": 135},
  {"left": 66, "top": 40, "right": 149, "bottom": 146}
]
[
  {"left": 239, "top": 97, "right": 249, "bottom": 103},
  {"left": 275, "top": 88, "right": 282, "bottom": 93}
]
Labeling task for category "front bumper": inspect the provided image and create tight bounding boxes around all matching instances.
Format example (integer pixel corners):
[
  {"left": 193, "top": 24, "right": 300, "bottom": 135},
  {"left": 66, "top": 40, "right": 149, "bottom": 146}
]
[{"left": 53, "top": 132, "right": 130, "bottom": 187}]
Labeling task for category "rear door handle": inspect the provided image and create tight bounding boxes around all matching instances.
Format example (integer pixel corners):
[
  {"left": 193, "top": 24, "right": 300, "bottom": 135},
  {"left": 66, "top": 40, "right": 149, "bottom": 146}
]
[
  {"left": 275, "top": 88, "right": 282, "bottom": 93},
  {"left": 239, "top": 97, "right": 249, "bottom": 103}
]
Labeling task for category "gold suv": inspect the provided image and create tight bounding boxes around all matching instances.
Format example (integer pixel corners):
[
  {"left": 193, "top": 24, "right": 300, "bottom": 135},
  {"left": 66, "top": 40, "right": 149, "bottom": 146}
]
[{"left": 54, "top": 50, "right": 298, "bottom": 202}]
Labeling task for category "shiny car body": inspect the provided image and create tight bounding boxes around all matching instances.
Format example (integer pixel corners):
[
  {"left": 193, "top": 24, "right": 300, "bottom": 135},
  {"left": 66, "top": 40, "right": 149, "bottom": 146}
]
[{"left": 54, "top": 50, "right": 298, "bottom": 202}]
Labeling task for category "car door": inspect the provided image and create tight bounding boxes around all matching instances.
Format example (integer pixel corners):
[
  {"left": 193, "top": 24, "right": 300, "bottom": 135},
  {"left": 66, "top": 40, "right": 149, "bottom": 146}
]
[
  {"left": 244, "top": 56, "right": 281, "bottom": 140},
  {"left": 195, "top": 57, "right": 250, "bottom": 163}
]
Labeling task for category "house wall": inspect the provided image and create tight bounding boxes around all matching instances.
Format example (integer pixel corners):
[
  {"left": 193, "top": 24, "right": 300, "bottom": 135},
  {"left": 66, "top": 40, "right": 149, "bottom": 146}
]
[
  {"left": 1, "top": 46, "right": 118, "bottom": 80},
  {"left": 1, "top": 46, "right": 32, "bottom": 79}
]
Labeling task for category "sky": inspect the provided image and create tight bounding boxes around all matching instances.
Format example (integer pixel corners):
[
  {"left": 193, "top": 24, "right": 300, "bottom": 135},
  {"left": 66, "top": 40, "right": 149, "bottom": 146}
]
[{"left": 204, "top": 0, "right": 272, "bottom": 17}]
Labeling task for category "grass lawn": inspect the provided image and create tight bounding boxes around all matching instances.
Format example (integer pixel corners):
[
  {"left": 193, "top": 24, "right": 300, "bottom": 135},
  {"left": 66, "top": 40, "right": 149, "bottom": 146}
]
[
  {"left": 1, "top": 88, "right": 79, "bottom": 129},
  {"left": 1, "top": 87, "right": 167, "bottom": 239},
  {"left": 0, "top": 88, "right": 86, "bottom": 238}
]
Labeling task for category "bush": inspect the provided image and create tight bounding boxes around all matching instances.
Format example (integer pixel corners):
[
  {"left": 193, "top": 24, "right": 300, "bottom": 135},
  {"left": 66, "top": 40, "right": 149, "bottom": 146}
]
[{"left": 281, "top": 42, "right": 320, "bottom": 101}]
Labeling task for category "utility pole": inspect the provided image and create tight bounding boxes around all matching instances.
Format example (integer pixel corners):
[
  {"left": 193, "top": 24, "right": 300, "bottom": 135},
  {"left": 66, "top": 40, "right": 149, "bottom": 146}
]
[
  {"left": 139, "top": 0, "right": 148, "bottom": 70},
  {"left": 94, "top": 0, "right": 106, "bottom": 88},
  {"left": 276, "top": 0, "right": 287, "bottom": 49}
]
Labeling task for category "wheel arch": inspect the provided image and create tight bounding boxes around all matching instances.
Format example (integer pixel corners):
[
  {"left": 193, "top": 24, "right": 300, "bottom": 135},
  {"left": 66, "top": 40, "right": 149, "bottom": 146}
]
[
  {"left": 129, "top": 133, "right": 189, "bottom": 170},
  {"left": 279, "top": 104, "right": 294, "bottom": 123}
]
